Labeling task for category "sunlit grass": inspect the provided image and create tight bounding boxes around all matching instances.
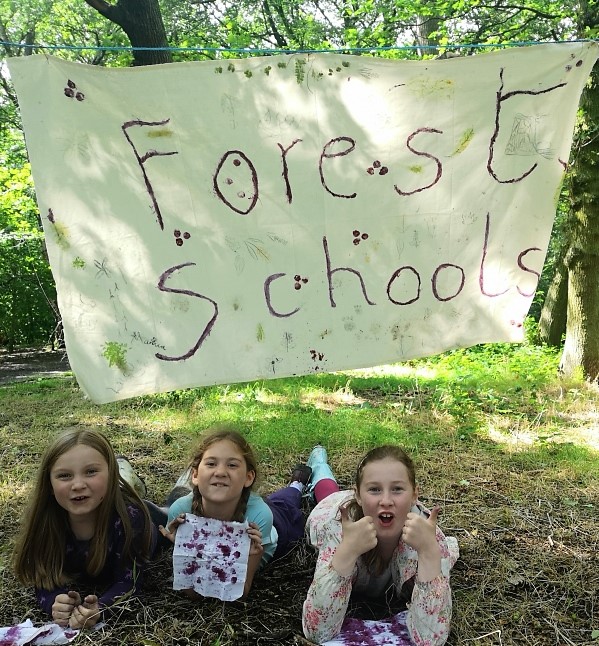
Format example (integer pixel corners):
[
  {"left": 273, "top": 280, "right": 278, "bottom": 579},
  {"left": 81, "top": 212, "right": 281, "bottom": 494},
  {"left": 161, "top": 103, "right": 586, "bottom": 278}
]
[{"left": 1, "top": 339, "right": 598, "bottom": 644}]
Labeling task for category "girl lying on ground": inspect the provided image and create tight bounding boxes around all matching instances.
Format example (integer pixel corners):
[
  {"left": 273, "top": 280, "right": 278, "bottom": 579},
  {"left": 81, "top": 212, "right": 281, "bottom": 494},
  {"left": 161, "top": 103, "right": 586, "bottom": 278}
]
[
  {"left": 302, "top": 444, "right": 459, "bottom": 646},
  {"left": 159, "top": 424, "right": 323, "bottom": 599},
  {"left": 12, "top": 427, "right": 161, "bottom": 629}
]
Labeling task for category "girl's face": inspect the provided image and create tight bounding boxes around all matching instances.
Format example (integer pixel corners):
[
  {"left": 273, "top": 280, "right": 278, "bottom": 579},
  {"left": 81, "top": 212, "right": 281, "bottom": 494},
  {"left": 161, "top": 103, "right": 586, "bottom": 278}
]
[
  {"left": 355, "top": 457, "right": 417, "bottom": 542},
  {"left": 50, "top": 444, "right": 109, "bottom": 525},
  {"left": 192, "top": 439, "right": 255, "bottom": 520}
]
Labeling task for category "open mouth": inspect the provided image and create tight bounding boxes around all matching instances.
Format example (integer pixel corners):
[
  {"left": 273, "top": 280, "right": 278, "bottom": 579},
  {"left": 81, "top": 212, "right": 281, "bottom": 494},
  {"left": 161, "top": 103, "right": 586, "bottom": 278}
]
[
  {"left": 378, "top": 512, "right": 394, "bottom": 526},
  {"left": 71, "top": 496, "right": 89, "bottom": 502}
]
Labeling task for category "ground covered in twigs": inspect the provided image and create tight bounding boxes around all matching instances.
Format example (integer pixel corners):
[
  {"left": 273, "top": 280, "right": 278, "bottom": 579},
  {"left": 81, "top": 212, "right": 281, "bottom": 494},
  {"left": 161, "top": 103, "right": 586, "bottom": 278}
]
[{"left": 0, "top": 348, "right": 597, "bottom": 645}]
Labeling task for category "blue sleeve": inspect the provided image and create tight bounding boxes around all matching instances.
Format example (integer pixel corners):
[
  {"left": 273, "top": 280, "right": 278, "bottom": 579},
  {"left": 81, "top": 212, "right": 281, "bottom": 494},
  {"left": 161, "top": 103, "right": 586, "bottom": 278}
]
[
  {"left": 167, "top": 491, "right": 194, "bottom": 523},
  {"left": 245, "top": 493, "right": 275, "bottom": 563}
]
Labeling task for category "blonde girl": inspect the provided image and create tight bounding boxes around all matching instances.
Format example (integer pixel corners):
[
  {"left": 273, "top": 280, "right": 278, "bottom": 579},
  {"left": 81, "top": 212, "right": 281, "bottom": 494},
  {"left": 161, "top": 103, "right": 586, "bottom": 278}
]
[
  {"left": 12, "top": 427, "right": 156, "bottom": 629},
  {"left": 303, "top": 444, "right": 459, "bottom": 645}
]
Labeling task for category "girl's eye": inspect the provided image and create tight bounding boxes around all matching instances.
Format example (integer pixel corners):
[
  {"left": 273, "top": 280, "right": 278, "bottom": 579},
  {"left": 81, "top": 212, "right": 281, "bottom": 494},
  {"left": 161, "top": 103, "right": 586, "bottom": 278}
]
[
  {"left": 56, "top": 473, "right": 71, "bottom": 479},
  {"left": 86, "top": 469, "right": 98, "bottom": 475},
  {"left": 228, "top": 463, "right": 239, "bottom": 468},
  {"left": 368, "top": 487, "right": 380, "bottom": 493}
]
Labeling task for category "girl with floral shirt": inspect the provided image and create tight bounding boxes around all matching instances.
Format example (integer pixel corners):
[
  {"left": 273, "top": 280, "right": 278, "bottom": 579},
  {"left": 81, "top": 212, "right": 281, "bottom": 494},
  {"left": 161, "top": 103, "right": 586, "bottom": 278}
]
[{"left": 302, "top": 445, "right": 459, "bottom": 645}]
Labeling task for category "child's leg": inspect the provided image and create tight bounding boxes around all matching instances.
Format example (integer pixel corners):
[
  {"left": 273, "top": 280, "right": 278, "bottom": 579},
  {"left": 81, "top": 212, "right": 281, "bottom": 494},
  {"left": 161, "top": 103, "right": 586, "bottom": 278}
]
[
  {"left": 307, "top": 446, "right": 340, "bottom": 503},
  {"left": 265, "top": 487, "right": 305, "bottom": 560},
  {"left": 164, "top": 467, "right": 193, "bottom": 507},
  {"left": 313, "top": 478, "right": 340, "bottom": 503}
]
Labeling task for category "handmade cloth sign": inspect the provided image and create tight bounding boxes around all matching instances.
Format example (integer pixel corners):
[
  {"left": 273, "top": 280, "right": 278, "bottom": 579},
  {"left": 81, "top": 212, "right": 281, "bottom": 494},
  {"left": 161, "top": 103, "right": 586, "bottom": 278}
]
[
  {"left": 172, "top": 514, "right": 250, "bottom": 601},
  {"left": 8, "top": 43, "right": 598, "bottom": 403},
  {"left": 322, "top": 612, "right": 412, "bottom": 645}
]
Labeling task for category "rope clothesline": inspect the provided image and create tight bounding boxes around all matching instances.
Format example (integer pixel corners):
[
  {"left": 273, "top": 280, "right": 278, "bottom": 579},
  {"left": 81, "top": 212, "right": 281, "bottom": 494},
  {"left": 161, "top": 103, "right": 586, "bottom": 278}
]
[{"left": 1, "top": 38, "right": 598, "bottom": 56}]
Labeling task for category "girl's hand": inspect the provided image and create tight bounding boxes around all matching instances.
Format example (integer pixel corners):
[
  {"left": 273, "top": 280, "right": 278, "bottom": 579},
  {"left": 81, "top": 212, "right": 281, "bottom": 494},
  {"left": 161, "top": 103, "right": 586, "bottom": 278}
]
[
  {"left": 402, "top": 506, "right": 442, "bottom": 582},
  {"left": 69, "top": 594, "right": 100, "bottom": 630},
  {"left": 402, "top": 506, "right": 441, "bottom": 554},
  {"left": 332, "top": 505, "right": 378, "bottom": 576},
  {"left": 52, "top": 590, "right": 80, "bottom": 626},
  {"left": 340, "top": 505, "right": 378, "bottom": 557},
  {"left": 247, "top": 522, "right": 263, "bottom": 557},
  {"left": 159, "top": 513, "right": 186, "bottom": 543}
]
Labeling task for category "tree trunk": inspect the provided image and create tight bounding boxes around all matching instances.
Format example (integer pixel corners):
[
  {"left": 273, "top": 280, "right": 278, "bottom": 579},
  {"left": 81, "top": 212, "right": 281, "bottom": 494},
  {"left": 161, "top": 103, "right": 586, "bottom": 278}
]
[
  {"left": 415, "top": 15, "right": 440, "bottom": 57},
  {"left": 83, "top": 0, "right": 172, "bottom": 66},
  {"left": 560, "top": 64, "right": 599, "bottom": 380},
  {"left": 538, "top": 257, "right": 568, "bottom": 346}
]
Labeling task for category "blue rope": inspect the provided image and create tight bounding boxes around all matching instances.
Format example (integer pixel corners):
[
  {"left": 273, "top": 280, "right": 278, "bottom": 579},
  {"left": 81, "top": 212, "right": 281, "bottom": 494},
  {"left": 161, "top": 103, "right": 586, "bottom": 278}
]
[{"left": 1, "top": 39, "right": 597, "bottom": 55}]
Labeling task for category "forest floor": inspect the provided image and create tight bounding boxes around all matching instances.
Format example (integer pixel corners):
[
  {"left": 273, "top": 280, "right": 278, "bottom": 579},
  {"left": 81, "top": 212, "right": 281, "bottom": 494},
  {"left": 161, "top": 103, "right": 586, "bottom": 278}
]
[
  {"left": 0, "top": 348, "right": 71, "bottom": 385},
  {"left": 1, "top": 345, "right": 597, "bottom": 645}
]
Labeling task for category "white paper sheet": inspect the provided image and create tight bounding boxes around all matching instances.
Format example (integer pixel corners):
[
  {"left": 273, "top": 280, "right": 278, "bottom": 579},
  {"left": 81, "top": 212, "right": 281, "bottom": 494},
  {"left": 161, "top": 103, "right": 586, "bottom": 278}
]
[
  {"left": 172, "top": 514, "right": 250, "bottom": 601},
  {"left": 322, "top": 611, "right": 411, "bottom": 645},
  {"left": 0, "top": 619, "right": 103, "bottom": 645}
]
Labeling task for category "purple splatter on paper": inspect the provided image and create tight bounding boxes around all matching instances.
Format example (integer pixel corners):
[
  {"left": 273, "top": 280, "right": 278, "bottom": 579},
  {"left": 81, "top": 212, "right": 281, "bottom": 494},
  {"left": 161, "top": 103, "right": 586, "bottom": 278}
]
[
  {"left": 218, "top": 543, "right": 231, "bottom": 557},
  {"left": 322, "top": 611, "right": 411, "bottom": 646},
  {"left": 184, "top": 560, "right": 200, "bottom": 575},
  {"left": 0, "top": 625, "right": 22, "bottom": 646},
  {"left": 173, "top": 514, "right": 251, "bottom": 601},
  {"left": 211, "top": 565, "right": 227, "bottom": 582}
]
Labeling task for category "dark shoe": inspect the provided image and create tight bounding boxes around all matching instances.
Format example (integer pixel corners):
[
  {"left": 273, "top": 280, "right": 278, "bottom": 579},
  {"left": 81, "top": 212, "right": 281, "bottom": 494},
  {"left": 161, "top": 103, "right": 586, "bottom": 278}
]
[{"left": 291, "top": 464, "right": 312, "bottom": 485}]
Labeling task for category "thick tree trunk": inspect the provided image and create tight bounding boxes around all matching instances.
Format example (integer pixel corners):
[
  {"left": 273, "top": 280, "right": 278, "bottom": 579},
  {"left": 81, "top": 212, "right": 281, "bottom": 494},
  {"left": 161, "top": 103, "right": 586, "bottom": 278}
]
[
  {"left": 83, "top": 0, "right": 172, "bottom": 66},
  {"left": 538, "top": 258, "right": 568, "bottom": 346},
  {"left": 415, "top": 16, "right": 440, "bottom": 57},
  {"left": 560, "top": 64, "right": 599, "bottom": 380}
]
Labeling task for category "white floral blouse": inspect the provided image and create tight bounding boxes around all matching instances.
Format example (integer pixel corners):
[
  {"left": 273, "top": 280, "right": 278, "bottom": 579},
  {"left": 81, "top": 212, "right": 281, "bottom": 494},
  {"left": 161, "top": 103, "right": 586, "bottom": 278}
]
[{"left": 302, "top": 491, "right": 459, "bottom": 645}]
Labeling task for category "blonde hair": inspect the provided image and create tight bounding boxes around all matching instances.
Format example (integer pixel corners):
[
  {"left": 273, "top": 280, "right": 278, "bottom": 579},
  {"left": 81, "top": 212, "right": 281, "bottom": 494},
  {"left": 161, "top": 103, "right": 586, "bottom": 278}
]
[
  {"left": 344, "top": 445, "right": 416, "bottom": 575},
  {"left": 188, "top": 424, "right": 257, "bottom": 522},
  {"left": 12, "top": 426, "right": 153, "bottom": 590}
]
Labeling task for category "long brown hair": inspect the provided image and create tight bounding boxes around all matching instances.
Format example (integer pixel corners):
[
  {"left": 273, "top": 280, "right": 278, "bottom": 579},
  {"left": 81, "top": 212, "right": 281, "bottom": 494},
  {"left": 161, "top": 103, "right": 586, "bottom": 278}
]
[
  {"left": 12, "top": 426, "right": 153, "bottom": 590},
  {"left": 187, "top": 425, "right": 257, "bottom": 522},
  {"left": 344, "top": 445, "right": 417, "bottom": 575}
]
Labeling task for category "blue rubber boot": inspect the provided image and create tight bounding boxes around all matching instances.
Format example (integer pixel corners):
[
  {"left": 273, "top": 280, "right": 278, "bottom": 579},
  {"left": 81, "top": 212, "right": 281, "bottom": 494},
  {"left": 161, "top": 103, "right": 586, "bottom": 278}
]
[{"left": 306, "top": 445, "right": 335, "bottom": 495}]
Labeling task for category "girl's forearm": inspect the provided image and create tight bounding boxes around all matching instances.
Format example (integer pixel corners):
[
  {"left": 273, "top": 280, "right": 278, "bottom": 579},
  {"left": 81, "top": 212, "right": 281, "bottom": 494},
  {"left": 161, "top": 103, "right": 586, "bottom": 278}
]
[
  {"left": 416, "top": 544, "right": 442, "bottom": 582},
  {"left": 242, "top": 551, "right": 262, "bottom": 598},
  {"left": 331, "top": 542, "right": 359, "bottom": 577}
]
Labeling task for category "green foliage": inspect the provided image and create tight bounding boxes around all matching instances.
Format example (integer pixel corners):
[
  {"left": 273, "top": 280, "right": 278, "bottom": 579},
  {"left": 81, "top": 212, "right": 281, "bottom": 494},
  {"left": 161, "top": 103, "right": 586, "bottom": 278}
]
[
  {"left": 0, "top": 153, "right": 57, "bottom": 349},
  {"left": 0, "top": 234, "right": 57, "bottom": 348},
  {"left": 102, "top": 341, "right": 130, "bottom": 374}
]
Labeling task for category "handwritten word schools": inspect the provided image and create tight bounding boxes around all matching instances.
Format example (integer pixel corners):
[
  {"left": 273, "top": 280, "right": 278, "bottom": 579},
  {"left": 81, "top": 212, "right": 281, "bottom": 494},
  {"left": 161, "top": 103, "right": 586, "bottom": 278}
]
[{"left": 152, "top": 211, "right": 540, "bottom": 362}]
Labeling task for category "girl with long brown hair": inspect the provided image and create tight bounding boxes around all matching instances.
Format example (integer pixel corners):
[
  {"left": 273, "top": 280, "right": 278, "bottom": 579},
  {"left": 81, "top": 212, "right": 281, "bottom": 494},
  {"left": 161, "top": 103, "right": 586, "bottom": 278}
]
[{"left": 12, "top": 427, "right": 156, "bottom": 629}]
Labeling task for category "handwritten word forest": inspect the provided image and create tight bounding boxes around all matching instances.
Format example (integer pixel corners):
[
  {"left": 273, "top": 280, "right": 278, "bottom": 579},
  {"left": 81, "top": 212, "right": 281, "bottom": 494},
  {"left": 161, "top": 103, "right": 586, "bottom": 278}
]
[{"left": 8, "top": 42, "right": 598, "bottom": 403}]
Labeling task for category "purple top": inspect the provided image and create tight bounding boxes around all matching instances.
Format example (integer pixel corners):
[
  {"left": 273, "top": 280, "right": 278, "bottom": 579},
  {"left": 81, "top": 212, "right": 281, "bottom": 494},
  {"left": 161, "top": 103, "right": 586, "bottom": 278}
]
[{"left": 36, "top": 504, "right": 155, "bottom": 616}]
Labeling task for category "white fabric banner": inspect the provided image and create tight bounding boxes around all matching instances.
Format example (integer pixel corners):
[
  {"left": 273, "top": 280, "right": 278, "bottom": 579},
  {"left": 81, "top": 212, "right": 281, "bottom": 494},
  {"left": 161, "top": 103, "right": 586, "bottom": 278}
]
[{"left": 8, "top": 43, "right": 598, "bottom": 403}]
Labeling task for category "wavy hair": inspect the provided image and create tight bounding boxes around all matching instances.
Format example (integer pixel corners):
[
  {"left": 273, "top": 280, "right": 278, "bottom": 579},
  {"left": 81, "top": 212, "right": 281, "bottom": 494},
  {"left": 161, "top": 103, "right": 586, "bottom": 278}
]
[{"left": 12, "top": 426, "right": 153, "bottom": 590}]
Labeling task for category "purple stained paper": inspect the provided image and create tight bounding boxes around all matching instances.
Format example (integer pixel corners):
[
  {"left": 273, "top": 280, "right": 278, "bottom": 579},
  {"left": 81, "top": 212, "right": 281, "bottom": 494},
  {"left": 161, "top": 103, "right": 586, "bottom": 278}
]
[
  {"left": 321, "top": 611, "right": 412, "bottom": 646},
  {"left": 172, "top": 514, "right": 250, "bottom": 601},
  {"left": 0, "top": 619, "right": 100, "bottom": 645}
]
